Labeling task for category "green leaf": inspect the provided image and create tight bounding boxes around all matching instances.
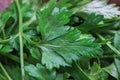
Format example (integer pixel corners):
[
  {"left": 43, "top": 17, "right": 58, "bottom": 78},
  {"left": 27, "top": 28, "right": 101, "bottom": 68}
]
[
  {"left": 30, "top": 47, "right": 41, "bottom": 60},
  {"left": 21, "top": 4, "right": 33, "bottom": 18},
  {"left": 78, "top": 13, "right": 105, "bottom": 32},
  {"left": 36, "top": 0, "right": 72, "bottom": 41},
  {"left": 114, "top": 32, "right": 120, "bottom": 51},
  {"left": 56, "top": 74, "right": 64, "bottom": 80},
  {"left": 9, "top": 37, "right": 19, "bottom": 50},
  {"left": 89, "top": 62, "right": 108, "bottom": 80},
  {"left": 0, "top": 11, "right": 11, "bottom": 26},
  {"left": 41, "top": 46, "right": 70, "bottom": 69},
  {"left": 0, "top": 3, "right": 16, "bottom": 27},
  {"left": 114, "top": 58, "right": 120, "bottom": 78},
  {"left": 0, "top": 3, "right": 17, "bottom": 37},
  {"left": 66, "top": 63, "right": 91, "bottom": 80},
  {"left": 37, "top": 7, "right": 71, "bottom": 40},
  {"left": 0, "top": 45, "right": 13, "bottom": 53},
  {"left": 103, "top": 63, "right": 119, "bottom": 79},
  {"left": 36, "top": 1, "right": 103, "bottom": 70},
  {"left": 40, "top": 28, "right": 103, "bottom": 69},
  {"left": 57, "top": 0, "right": 72, "bottom": 8},
  {"left": 25, "top": 63, "right": 56, "bottom": 80}
]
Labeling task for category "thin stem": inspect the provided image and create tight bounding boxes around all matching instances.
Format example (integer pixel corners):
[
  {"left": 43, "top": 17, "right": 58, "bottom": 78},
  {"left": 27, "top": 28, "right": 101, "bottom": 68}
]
[
  {"left": 107, "top": 41, "right": 120, "bottom": 56},
  {"left": 23, "top": 14, "right": 35, "bottom": 26},
  {"left": 0, "top": 53, "right": 20, "bottom": 63},
  {"left": 22, "top": 33, "right": 39, "bottom": 45},
  {"left": 97, "top": 33, "right": 120, "bottom": 58},
  {"left": 14, "top": 0, "right": 24, "bottom": 80},
  {"left": 0, "top": 63, "right": 12, "bottom": 80},
  {"left": 19, "top": 35, "right": 24, "bottom": 80},
  {"left": 96, "top": 33, "right": 105, "bottom": 41},
  {"left": 2, "top": 29, "right": 6, "bottom": 39},
  {"left": 6, "top": 20, "right": 17, "bottom": 36},
  {"left": 0, "top": 24, "right": 5, "bottom": 33},
  {"left": 75, "top": 63, "right": 91, "bottom": 80},
  {"left": 0, "top": 74, "right": 7, "bottom": 80},
  {"left": 99, "top": 55, "right": 119, "bottom": 59},
  {"left": 14, "top": 0, "right": 23, "bottom": 32},
  {"left": 97, "top": 57, "right": 101, "bottom": 66},
  {"left": 0, "top": 33, "right": 19, "bottom": 43}
]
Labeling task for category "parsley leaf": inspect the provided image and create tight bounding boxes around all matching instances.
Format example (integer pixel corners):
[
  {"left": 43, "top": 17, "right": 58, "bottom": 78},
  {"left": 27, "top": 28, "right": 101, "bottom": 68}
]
[{"left": 35, "top": 1, "right": 103, "bottom": 69}]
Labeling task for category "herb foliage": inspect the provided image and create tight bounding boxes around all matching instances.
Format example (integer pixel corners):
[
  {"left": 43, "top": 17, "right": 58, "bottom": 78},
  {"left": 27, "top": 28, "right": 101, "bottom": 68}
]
[{"left": 0, "top": 0, "right": 120, "bottom": 80}]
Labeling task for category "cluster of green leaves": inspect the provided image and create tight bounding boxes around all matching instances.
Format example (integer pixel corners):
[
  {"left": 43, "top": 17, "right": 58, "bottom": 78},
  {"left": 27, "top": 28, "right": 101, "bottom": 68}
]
[{"left": 0, "top": 0, "right": 120, "bottom": 80}]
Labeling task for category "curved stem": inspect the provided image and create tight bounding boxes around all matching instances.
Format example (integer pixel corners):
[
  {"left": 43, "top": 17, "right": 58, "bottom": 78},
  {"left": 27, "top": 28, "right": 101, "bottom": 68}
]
[
  {"left": 0, "top": 33, "right": 19, "bottom": 43},
  {"left": 0, "top": 63, "right": 12, "bottom": 80},
  {"left": 14, "top": 0, "right": 24, "bottom": 80},
  {"left": 14, "top": 0, "right": 23, "bottom": 32}
]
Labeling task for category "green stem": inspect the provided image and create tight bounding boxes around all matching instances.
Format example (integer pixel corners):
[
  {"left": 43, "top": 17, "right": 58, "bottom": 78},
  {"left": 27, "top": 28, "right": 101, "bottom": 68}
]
[
  {"left": 19, "top": 35, "right": 24, "bottom": 80},
  {"left": 14, "top": 0, "right": 24, "bottom": 80},
  {"left": 97, "top": 57, "right": 101, "bottom": 66},
  {"left": 0, "top": 73, "right": 7, "bottom": 80},
  {"left": 14, "top": 0, "right": 23, "bottom": 32},
  {"left": 0, "top": 63, "right": 12, "bottom": 80},
  {"left": 6, "top": 20, "right": 17, "bottom": 36},
  {"left": 2, "top": 29, "right": 6, "bottom": 39},
  {"left": 23, "top": 14, "right": 35, "bottom": 26},
  {"left": 99, "top": 55, "right": 119, "bottom": 59},
  {"left": 97, "top": 33, "right": 120, "bottom": 58},
  {"left": 1, "top": 53, "right": 20, "bottom": 63},
  {"left": 106, "top": 41, "right": 120, "bottom": 57},
  {"left": 22, "top": 33, "right": 39, "bottom": 45},
  {"left": 75, "top": 63, "right": 91, "bottom": 80},
  {"left": 0, "top": 34, "right": 19, "bottom": 43}
]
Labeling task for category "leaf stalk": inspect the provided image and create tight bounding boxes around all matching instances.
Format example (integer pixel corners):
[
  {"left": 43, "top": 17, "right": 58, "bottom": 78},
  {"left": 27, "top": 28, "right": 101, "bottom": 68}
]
[{"left": 14, "top": 0, "right": 24, "bottom": 80}]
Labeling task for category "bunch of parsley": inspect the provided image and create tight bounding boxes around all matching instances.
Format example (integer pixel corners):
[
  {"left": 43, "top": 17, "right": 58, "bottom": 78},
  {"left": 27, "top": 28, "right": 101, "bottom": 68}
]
[{"left": 0, "top": 0, "right": 120, "bottom": 80}]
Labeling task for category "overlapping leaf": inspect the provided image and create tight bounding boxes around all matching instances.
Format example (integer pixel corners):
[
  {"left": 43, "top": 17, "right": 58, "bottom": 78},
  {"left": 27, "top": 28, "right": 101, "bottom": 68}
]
[
  {"left": 89, "top": 62, "right": 108, "bottom": 80},
  {"left": 78, "top": 13, "right": 104, "bottom": 32},
  {"left": 36, "top": 0, "right": 71, "bottom": 40}
]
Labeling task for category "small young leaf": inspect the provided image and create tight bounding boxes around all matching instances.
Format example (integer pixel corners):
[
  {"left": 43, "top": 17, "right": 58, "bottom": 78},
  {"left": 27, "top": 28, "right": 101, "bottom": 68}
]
[{"left": 30, "top": 47, "right": 41, "bottom": 60}]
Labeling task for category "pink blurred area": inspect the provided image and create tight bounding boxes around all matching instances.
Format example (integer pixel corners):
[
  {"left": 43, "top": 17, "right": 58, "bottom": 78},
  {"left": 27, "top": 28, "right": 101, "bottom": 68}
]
[{"left": 0, "top": 0, "right": 11, "bottom": 12}]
